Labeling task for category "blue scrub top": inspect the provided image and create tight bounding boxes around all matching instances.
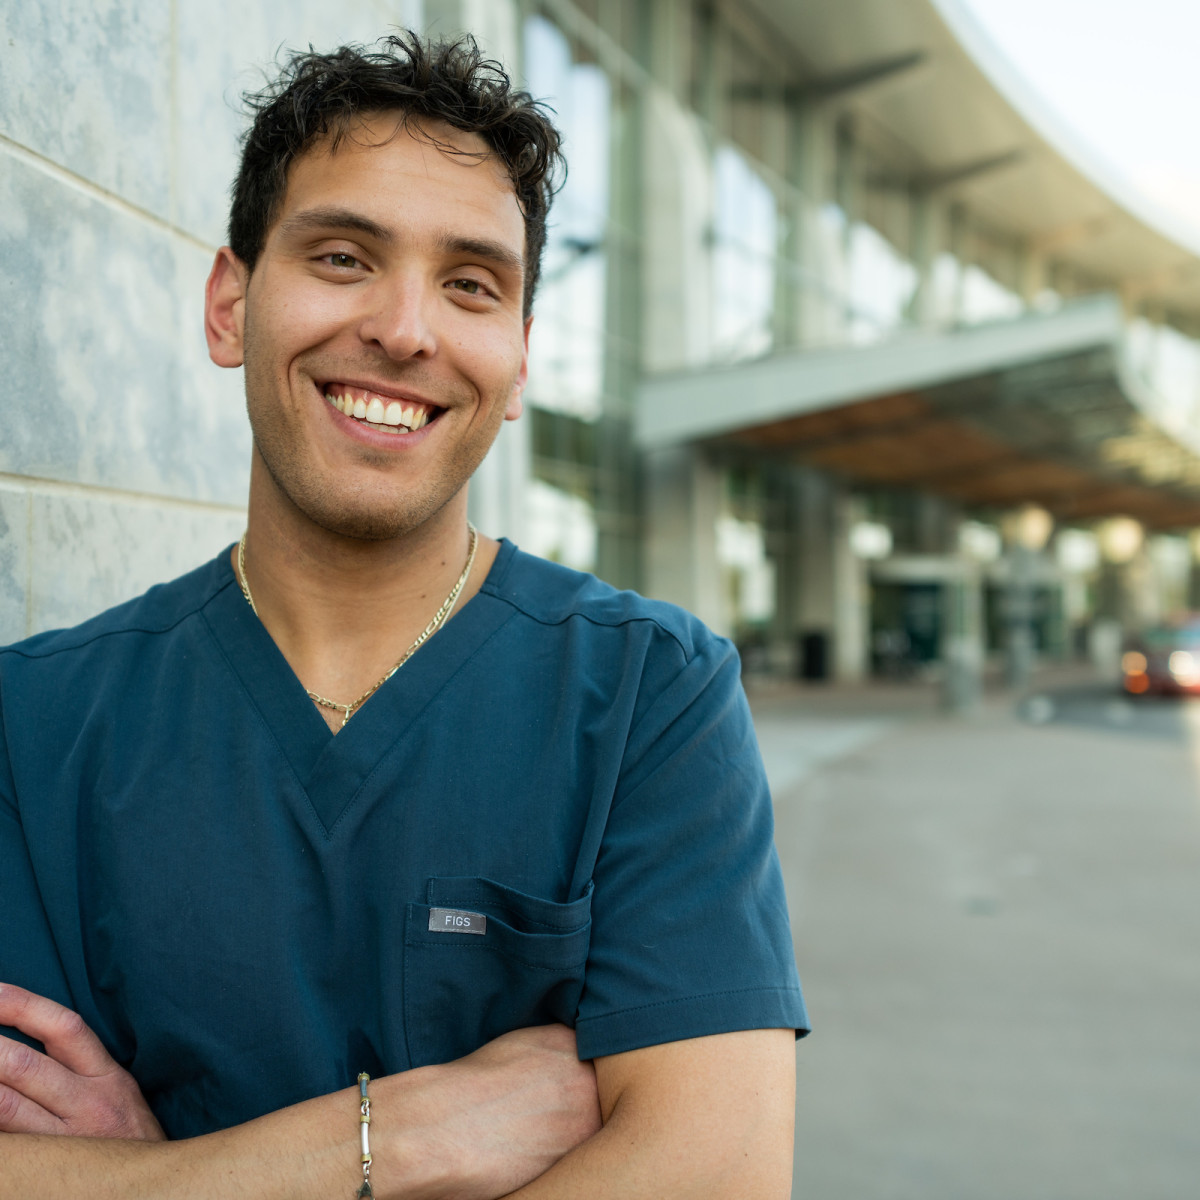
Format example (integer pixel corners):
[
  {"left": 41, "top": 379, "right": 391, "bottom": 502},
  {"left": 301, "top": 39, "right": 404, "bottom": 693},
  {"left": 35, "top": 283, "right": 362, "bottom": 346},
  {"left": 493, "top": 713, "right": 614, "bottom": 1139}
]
[{"left": 0, "top": 541, "right": 807, "bottom": 1138}]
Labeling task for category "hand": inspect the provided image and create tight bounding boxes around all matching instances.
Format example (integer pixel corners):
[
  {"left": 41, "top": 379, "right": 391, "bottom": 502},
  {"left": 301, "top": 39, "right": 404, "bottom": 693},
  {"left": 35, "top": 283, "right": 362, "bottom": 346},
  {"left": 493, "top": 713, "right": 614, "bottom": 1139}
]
[
  {"left": 396, "top": 1024, "right": 601, "bottom": 1200},
  {"left": 0, "top": 984, "right": 164, "bottom": 1141}
]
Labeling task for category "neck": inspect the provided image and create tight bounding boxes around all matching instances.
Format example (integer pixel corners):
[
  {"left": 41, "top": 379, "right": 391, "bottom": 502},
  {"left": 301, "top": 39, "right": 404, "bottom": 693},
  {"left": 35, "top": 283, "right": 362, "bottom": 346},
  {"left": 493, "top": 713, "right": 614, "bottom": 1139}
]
[{"left": 234, "top": 455, "right": 497, "bottom": 718}]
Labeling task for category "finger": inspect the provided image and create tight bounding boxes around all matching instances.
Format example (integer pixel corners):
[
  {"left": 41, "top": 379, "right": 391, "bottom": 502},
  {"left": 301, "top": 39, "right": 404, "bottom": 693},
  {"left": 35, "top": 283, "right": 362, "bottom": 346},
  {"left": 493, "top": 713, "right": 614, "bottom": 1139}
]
[
  {"left": 0, "top": 1080, "right": 65, "bottom": 1136},
  {"left": 0, "top": 984, "right": 114, "bottom": 1077},
  {"left": 0, "top": 1035, "right": 83, "bottom": 1128}
]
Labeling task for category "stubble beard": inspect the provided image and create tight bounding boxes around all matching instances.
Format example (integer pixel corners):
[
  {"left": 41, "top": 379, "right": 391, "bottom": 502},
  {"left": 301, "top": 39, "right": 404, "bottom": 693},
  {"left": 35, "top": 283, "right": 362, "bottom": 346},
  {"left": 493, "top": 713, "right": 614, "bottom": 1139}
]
[{"left": 242, "top": 346, "right": 512, "bottom": 544}]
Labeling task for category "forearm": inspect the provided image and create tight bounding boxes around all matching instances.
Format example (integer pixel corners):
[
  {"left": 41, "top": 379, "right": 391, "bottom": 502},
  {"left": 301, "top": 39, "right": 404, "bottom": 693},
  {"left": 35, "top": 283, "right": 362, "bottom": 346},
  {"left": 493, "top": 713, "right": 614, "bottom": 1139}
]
[
  {"left": 0, "top": 1082, "right": 366, "bottom": 1200},
  {"left": 502, "top": 1104, "right": 792, "bottom": 1200},
  {"left": 505, "top": 1029, "right": 796, "bottom": 1200},
  {"left": 0, "top": 1017, "right": 600, "bottom": 1200}
]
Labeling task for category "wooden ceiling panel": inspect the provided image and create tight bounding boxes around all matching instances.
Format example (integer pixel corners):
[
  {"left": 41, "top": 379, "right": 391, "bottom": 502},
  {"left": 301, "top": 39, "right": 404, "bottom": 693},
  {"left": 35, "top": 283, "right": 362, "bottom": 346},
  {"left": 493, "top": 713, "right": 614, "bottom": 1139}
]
[
  {"left": 943, "top": 459, "right": 1098, "bottom": 506},
  {"left": 804, "top": 418, "right": 1011, "bottom": 483},
  {"left": 718, "top": 371, "right": 1200, "bottom": 529},
  {"left": 731, "top": 391, "right": 930, "bottom": 449}
]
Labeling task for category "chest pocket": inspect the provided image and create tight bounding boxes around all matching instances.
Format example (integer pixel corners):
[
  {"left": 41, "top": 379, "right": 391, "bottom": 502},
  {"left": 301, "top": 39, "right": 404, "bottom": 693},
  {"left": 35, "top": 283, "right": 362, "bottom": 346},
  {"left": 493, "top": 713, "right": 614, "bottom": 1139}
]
[{"left": 404, "top": 876, "right": 593, "bottom": 1069}]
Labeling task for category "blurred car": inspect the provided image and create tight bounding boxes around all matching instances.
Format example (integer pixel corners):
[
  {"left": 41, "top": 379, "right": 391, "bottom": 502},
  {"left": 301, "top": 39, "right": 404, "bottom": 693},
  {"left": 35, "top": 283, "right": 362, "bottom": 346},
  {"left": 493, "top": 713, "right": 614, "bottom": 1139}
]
[{"left": 1121, "top": 619, "right": 1200, "bottom": 695}]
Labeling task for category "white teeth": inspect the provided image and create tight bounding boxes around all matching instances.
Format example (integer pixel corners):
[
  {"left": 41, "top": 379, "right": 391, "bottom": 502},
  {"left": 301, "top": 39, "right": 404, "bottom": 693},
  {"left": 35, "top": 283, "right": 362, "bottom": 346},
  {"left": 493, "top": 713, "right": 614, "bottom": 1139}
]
[{"left": 326, "top": 387, "right": 434, "bottom": 432}]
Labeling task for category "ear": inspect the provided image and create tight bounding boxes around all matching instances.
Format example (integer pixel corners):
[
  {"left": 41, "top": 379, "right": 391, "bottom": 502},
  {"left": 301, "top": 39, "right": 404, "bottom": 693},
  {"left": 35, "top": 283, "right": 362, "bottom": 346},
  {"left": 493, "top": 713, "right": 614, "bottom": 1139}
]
[
  {"left": 504, "top": 316, "right": 533, "bottom": 422},
  {"left": 204, "top": 247, "right": 249, "bottom": 368}
]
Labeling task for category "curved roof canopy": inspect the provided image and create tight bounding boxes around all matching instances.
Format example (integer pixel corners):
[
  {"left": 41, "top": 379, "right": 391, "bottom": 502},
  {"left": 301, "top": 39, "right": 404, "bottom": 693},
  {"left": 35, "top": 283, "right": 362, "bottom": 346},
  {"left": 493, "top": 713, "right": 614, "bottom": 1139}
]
[
  {"left": 639, "top": 297, "right": 1200, "bottom": 529},
  {"left": 638, "top": 0, "right": 1200, "bottom": 529},
  {"left": 744, "top": 0, "right": 1200, "bottom": 328}
]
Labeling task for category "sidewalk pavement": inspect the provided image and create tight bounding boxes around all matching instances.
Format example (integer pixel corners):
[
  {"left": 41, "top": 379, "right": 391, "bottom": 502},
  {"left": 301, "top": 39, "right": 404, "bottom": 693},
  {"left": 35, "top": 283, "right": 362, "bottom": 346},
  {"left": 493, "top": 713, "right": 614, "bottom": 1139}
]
[{"left": 749, "top": 668, "right": 1200, "bottom": 1200}]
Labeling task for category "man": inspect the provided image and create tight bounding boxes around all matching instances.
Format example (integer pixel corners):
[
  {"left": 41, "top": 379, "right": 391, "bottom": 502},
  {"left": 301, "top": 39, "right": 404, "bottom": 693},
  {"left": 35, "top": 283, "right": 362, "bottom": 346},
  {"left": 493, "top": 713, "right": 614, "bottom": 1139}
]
[{"left": 0, "top": 33, "right": 806, "bottom": 1197}]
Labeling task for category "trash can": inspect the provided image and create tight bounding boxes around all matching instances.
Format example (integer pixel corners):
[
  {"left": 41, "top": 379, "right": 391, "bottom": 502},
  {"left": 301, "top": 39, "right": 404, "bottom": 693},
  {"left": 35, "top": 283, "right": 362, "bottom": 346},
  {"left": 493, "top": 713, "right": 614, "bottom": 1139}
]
[{"left": 799, "top": 631, "right": 828, "bottom": 681}]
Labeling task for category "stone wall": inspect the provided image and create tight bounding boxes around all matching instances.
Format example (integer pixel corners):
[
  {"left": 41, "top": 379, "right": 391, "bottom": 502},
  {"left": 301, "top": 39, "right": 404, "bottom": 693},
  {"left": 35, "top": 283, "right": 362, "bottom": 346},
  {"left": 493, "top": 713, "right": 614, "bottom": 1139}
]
[{"left": 0, "top": 0, "right": 430, "bottom": 642}]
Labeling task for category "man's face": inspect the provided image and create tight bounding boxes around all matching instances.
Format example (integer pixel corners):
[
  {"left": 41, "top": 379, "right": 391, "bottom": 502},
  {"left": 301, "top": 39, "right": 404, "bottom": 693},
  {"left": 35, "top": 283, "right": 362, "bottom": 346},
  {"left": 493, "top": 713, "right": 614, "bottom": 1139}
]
[{"left": 213, "top": 114, "right": 531, "bottom": 541}]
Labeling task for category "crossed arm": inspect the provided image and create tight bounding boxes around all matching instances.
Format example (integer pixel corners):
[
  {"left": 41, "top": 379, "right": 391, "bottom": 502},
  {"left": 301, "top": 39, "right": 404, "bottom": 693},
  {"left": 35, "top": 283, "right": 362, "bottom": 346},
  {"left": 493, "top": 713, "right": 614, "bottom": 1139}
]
[{"left": 0, "top": 985, "right": 795, "bottom": 1199}]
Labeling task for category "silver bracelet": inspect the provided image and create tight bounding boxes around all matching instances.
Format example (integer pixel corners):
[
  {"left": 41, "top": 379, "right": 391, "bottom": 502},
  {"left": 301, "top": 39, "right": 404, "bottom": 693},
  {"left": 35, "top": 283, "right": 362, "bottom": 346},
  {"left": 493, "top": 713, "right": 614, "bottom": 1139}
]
[{"left": 356, "top": 1073, "right": 375, "bottom": 1199}]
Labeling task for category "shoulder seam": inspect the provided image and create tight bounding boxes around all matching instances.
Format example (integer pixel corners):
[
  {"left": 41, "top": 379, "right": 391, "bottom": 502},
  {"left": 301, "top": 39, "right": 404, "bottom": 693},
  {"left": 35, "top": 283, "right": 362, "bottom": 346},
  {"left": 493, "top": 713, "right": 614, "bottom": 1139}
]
[
  {"left": 0, "top": 577, "right": 237, "bottom": 662},
  {"left": 481, "top": 589, "right": 694, "bottom": 661}
]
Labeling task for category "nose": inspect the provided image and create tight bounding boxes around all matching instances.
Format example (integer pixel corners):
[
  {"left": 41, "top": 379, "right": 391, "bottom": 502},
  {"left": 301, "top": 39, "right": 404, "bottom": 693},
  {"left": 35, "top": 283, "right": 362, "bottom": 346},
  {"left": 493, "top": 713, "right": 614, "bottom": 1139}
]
[{"left": 357, "top": 272, "right": 437, "bottom": 361}]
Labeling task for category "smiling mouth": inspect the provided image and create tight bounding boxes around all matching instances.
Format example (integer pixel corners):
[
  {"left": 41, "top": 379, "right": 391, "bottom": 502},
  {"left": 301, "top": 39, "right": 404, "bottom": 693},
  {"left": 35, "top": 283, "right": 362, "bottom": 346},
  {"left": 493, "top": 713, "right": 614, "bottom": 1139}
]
[{"left": 323, "top": 384, "right": 442, "bottom": 434}]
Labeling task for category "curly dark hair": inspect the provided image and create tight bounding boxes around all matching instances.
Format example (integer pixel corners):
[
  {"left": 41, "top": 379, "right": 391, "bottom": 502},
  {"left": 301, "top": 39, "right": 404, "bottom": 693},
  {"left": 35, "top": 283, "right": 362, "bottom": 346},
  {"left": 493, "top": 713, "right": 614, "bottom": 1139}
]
[{"left": 229, "top": 32, "right": 564, "bottom": 316}]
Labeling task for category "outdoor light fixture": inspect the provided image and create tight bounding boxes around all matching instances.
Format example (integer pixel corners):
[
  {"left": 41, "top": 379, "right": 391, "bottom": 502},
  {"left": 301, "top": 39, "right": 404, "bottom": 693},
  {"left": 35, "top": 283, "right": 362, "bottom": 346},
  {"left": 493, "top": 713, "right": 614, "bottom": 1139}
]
[
  {"left": 849, "top": 520, "right": 893, "bottom": 560},
  {"left": 1056, "top": 528, "right": 1100, "bottom": 574},
  {"left": 958, "top": 521, "right": 1002, "bottom": 563},
  {"left": 1097, "top": 516, "right": 1144, "bottom": 564},
  {"left": 1003, "top": 503, "right": 1054, "bottom": 552}
]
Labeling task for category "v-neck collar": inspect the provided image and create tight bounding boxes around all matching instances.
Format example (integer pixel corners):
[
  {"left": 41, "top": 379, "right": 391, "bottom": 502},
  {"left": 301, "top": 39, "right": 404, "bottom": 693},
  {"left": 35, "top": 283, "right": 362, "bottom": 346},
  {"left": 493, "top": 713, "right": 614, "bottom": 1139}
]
[{"left": 203, "top": 540, "right": 519, "bottom": 835}]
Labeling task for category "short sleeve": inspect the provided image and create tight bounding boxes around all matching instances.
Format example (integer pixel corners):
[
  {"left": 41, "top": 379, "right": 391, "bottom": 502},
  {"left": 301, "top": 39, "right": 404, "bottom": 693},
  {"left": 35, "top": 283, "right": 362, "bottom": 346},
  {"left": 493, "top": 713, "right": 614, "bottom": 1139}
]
[
  {"left": 0, "top": 683, "right": 73, "bottom": 1050},
  {"left": 574, "top": 632, "right": 808, "bottom": 1060}
]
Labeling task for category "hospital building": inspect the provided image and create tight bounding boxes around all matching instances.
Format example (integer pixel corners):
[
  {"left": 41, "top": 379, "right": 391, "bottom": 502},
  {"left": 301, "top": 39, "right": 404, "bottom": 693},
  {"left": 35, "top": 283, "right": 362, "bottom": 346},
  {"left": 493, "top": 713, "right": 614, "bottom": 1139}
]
[{"left": 6, "top": 0, "right": 1200, "bottom": 701}]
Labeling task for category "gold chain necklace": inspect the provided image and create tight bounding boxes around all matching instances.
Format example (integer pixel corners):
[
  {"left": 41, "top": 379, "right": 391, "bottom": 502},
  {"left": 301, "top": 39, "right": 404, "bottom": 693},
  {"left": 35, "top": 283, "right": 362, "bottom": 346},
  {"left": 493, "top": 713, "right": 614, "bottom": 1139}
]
[{"left": 236, "top": 524, "right": 478, "bottom": 728}]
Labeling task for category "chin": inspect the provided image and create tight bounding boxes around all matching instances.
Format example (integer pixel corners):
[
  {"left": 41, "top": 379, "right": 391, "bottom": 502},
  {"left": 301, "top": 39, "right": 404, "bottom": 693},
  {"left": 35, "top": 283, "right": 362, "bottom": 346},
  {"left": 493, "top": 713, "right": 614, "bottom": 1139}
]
[{"left": 305, "top": 500, "right": 437, "bottom": 542}]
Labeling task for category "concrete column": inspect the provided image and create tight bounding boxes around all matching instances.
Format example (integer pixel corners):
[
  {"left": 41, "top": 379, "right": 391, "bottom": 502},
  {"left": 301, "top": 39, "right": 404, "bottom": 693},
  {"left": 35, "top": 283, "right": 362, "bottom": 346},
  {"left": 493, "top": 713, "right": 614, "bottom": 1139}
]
[
  {"left": 831, "top": 490, "right": 870, "bottom": 682},
  {"left": 788, "top": 471, "right": 873, "bottom": 683},
  {"left": 647, "top": 0, "right": 692, "bottom": 101},
  {"left": 792, "top": 104, "right": 839, "bottom": 347},
  {"left": 1017, "top": 242, "right": 1048, "bottom": 308},
  {"left": 640, "top": 85, "right": 715, "bottom": 372},
  {"left": 792, "top": 470, "right": 836, "bottom": 636},
  {"left": 1003, "top": 546, "right": 1037, "bottom": 692},
  {"left": 906, "top": 191, "right": 949, "bottom": 328},
  {"left": 643, "top": 446, "right": 728, "bottom": 636},
  {"left": 942, "top": 565, "right": 985, "bottom": 711},
  {"left": 776, "top": 145, "right": 805, "bottom": 349},
  {"left": 947, "top": 204, "right": 969, "bottom": 323}
]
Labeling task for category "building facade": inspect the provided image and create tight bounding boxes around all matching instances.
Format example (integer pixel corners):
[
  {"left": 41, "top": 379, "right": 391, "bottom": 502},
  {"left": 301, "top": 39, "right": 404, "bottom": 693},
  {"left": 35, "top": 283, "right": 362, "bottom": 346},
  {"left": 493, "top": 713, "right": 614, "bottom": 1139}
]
[{"left": 6, "top": 0, "right": 1200, "bottom": 693}]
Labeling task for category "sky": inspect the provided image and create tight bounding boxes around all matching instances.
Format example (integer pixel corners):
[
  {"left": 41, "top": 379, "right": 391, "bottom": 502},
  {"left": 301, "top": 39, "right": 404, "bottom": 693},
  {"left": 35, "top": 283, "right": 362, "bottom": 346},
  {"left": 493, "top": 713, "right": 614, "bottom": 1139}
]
[{"left": 960, "top": 0, "right": 1200, "bottom": 235}]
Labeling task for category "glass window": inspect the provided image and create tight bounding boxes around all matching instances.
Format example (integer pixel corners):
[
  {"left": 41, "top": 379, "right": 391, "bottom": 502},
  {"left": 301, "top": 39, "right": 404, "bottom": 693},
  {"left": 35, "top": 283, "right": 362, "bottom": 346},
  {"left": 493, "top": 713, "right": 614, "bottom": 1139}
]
[
  {"left": 523, "top": 16, "right": 611, "bottom": 420},
  {"left": 960, "top": 263, "right": 1022, "bottom": 324},
  {"left": 712, "top": 146, "right": 777, "bottom": 361},
  {"left": 1129, "top": 318, "right": 1200, "bottom": 448},
  {"left": 846, "top": 222, "right": 917, "bottom": 343},
  {"left": 524, "top": 479, "right": 598, "bottom": 572},
  {"left": 716, "top": 514, "right": 776, "bottom": 626},
  {"left": 928, "top": 252, "right": 963, "bottom": 326}
]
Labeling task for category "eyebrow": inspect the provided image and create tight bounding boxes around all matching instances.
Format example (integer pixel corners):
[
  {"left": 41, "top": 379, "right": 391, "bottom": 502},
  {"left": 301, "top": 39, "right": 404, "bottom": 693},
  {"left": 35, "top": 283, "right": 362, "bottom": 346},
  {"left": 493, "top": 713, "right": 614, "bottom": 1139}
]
[
  {"left": 436, "top": 234, "right": 525, "bottom": 278},
  {"left": 277, "top": 207, "right": 394, "bottom": 244},
  {"left": 277, "top": 209, "right": 524, "bottom": 276}
]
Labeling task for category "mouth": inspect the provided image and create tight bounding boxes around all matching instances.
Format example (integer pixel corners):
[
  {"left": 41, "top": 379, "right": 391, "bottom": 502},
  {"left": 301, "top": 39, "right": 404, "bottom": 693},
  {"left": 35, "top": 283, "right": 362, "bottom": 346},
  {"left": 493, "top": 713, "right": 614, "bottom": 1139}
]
[{"left": 321, "top": 383, "right": 443, "bottom": 435}]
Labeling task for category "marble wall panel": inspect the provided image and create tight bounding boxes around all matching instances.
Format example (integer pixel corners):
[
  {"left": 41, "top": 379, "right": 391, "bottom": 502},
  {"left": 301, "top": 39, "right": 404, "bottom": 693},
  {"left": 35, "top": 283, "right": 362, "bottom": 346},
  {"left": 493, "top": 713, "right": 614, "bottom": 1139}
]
[
  {"left": 172, "top": 0, "right": 423, "bottom": 247},
  {"left": 0, "top": 151, "right": 250, "bottom": 505},
  {"left": 29, "top": 489, "right": 244, "bottom": 635},
  {"left": 0, "top": 0, "right": 172, "bottom": 218},
  {"left": 0, "top": 484, "right": 31, "bottom": 646}
]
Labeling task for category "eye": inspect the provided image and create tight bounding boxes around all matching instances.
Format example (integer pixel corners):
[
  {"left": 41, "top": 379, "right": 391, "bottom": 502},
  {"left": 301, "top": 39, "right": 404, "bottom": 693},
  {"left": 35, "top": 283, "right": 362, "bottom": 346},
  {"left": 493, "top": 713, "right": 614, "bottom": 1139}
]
[
  {"left": 326, "top": 252, "right": 362, "bottom": 269},
  {"left": 450, "top": 278, "right": 488, "bottom": 296}
]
